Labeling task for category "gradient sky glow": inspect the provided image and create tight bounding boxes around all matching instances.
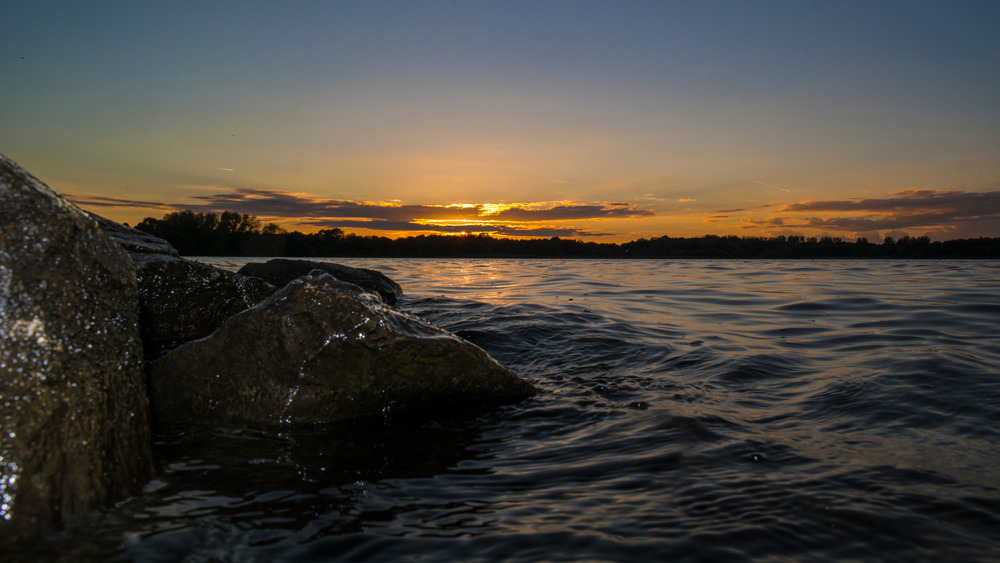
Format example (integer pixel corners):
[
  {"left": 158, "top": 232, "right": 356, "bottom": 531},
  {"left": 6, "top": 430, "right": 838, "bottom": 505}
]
[{"left": 3, "top": 1, "right": 999, "bottom": 241}]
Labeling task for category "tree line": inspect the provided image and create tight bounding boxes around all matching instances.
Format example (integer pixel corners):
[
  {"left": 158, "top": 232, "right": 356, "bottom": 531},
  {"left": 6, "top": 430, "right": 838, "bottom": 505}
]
[{"left": 132, "top": 210, "right": 1000, "bottom": 259}]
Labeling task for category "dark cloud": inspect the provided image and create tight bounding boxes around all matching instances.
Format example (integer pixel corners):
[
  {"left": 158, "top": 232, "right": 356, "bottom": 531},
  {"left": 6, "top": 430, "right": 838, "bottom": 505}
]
[
  {"left": 744, "top": 214, "right": 931, "bottom": 231},
  {"left": 781, "top": 189, "right": 1000, "bottom": 214},
  {"left": 764, "top": 189, "right": 1000, "bottom": 235},
  {"left": 302, "top": 219, "right": 612, "bottom": 238},
  {"left": 66, "top": 194, "right": 176, "bottom": 211},
  {"left": 490, "top": 203, "right": 655, "bottom": 221},
  {"left": 70, "top": 186, "right": 640, "bottom": 237},
  {"left": 179, "top": 188, "right": 655, "bottom": 223},
  {"left": 702, "top": 215, "right": 729, "bottom": 223},
  {"left": 185, "top": 188, "right": 481, "bottom": 222}
]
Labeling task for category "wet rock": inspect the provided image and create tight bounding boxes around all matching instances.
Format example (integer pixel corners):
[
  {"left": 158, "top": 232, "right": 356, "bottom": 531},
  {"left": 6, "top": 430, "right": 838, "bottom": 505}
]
[
  {"left": 87, "top": 211, "right": 179, "bottom": 257},
  {"left": 148, "top": 273, "right": 535, "bottom": 426},
  {"left": 84, "top": 212, "right": 276, "bottom": 359},
  {"left": 0, "top": 154, "right": 152, "bottom": 541},
  {"left": 132, "top": 254, "right": 276, "bottom": 359},
  {"left": 238, "top": 258, "right": 402, "bottom": 305}
]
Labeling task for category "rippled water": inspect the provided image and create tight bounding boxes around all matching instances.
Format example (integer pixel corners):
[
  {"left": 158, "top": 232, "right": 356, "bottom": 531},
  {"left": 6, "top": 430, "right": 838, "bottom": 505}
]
[{"left": 21, "top": 259, "right": 1000, "bottom": 561}]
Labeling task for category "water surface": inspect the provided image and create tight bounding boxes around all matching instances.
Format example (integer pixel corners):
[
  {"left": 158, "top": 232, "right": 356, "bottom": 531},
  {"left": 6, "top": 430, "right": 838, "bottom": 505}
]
[{"left": 22, "top": 259, "right": 1000, "bottom": 561}]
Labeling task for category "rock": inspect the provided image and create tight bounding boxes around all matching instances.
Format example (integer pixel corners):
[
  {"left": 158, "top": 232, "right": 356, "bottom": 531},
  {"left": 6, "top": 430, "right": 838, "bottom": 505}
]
[
  {"left": 132, "top": 254, "right": 276, "bottom": 359},
  {"left": 238, "top": 258, "right": 402, "bottom": 305},
  {"left": 0, "top": 154, "right": 152, "bottom": 541},
  {"left": 84, "top": 211, "right": 276, "bottom": 359},
  {"left": 148, "top": 273, "right": 535, "bottom": 426},
  {"left": 86, "top": 211, "right": 179, "bottom": 256}
]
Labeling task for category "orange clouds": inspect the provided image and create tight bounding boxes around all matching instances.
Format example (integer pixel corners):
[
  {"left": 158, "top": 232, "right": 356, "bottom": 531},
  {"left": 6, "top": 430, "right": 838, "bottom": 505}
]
[
  {"left": 69, "top": 186, "right": 1000, "bottom": 242},
  {"left": 70, "top": 188, "right": 657, "bottom": 238}
]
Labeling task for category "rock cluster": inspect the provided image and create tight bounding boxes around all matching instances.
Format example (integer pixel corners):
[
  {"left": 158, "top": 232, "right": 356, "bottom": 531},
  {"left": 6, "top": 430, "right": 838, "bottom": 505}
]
[
  {"left": 149, "top": 273, "right": 533, "bottom": 425},
  {"left": 0, "top": 154, "right": 534, "bottom": 542}
]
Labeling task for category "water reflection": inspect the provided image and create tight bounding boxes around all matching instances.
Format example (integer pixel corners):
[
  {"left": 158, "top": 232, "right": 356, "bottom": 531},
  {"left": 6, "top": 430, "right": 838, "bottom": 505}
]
[{"left": 7, "top": 405, "right": 508, "bottom": 562}]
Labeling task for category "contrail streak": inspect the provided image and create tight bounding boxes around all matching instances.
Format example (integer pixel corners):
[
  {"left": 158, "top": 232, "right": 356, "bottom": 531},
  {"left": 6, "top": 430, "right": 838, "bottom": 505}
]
[{"left": 749, "top": 180, "right": 790, "bottom": 192}]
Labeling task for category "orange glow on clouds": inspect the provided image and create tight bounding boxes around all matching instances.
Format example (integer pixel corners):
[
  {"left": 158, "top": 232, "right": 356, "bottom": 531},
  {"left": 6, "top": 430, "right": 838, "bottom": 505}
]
[
  {"left": 4, "top": 2, "right": 998, "bottom": 245},
  {"left": 66, "top": 184, "right": 1000, "bottom": 243}
]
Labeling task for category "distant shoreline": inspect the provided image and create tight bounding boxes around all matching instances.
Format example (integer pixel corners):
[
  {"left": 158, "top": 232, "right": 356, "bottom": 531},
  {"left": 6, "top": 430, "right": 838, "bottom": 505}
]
[
  {"left": 190, "top": 254, "right": 999, "bottom": 261},
  {"left": 135, "top": 210, "right": 1000, "bottom": 260}
]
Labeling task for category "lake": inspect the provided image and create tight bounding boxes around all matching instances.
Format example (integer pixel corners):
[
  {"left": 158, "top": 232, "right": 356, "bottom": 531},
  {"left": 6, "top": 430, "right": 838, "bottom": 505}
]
[{"left": 19, "top": 259, "right": 1000, "bottom": 561}]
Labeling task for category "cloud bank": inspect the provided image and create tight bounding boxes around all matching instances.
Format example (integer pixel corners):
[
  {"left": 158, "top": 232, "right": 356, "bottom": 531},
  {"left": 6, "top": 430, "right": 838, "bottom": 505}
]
[
  {"left": 70, "top": 186, "right": 1000, "bottom": 240},
  {"left": 70, "top": 187, "right": 656, "bottom": 238},
  {"left": 744, "top": 189, "right": 1000, "bottom": 238}
]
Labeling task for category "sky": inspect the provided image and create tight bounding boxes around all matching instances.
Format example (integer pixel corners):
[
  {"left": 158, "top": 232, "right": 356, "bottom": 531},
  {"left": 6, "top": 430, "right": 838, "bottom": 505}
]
[{"left": 2, "top": 1, "right": 999, "bottom": 242}]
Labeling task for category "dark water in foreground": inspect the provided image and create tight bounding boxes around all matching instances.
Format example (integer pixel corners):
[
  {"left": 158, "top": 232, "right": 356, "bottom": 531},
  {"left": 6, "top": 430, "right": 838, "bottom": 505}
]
[{"left": 23, "top": 260, "right": 1000, "bottom": 561}]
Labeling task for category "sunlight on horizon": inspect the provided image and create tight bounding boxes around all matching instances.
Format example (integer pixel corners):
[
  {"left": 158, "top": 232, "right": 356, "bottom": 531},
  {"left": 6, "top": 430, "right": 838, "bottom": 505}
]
[{"left": 4, "top": 2, "right": 998, "bottom": 243}]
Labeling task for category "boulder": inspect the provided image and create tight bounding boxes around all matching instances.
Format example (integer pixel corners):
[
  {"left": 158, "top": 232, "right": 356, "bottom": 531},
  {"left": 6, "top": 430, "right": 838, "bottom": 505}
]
[
  {"left": 86, "top": 212, "right": 276, "bottom": 359},
  {"left": 131, "top": 254, "right": 276, "bottom": 359},
  {"left": 0, "top": 154, "right": 152, "bottom": 541},
  {"left": 238, "top": 258, "right": 402, "bottom": 304},
  {"left": 148, "top": 273, "right": 535, "bottom": 426}
]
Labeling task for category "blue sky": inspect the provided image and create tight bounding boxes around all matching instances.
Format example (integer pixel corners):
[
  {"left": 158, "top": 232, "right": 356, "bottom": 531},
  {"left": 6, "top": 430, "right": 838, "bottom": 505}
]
[{"left": 3, "top": 1, "right": 998, "bottom": 240}]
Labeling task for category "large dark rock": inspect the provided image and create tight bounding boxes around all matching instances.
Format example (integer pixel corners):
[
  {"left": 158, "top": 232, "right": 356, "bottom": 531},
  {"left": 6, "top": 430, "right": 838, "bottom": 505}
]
[
  {"left": 238, "top": 258, "right": 402, "bottom": 305},
  {"left": 0, "top": 154, "right": 152, "bottom": 541},
  {"left": 86, "top": 212, "right": 276, "bottom": 359},
  {"left": 132, "top": 254, "right": 276, "bottom": 359},
  {"left": 148, "top": 273, "right": 535, "bottom": 426}
]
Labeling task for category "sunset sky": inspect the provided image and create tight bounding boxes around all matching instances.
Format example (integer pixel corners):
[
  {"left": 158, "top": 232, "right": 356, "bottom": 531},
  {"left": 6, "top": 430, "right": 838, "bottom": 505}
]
[{"left": 2, "top": 1, "right": 998, "bottom": 242}]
